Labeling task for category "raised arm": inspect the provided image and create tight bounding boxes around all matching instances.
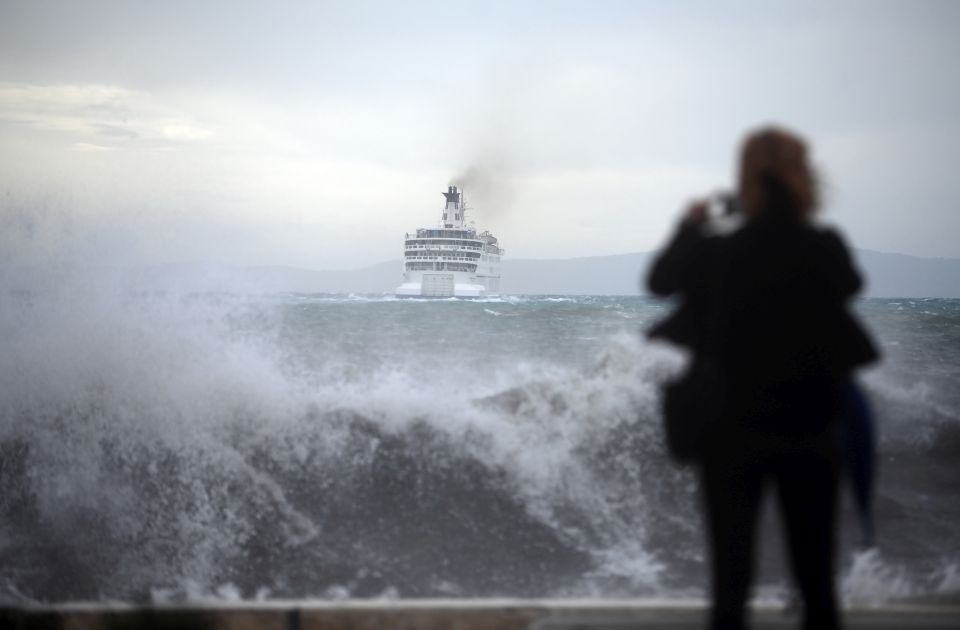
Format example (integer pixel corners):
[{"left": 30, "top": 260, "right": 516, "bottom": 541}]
[{"left": 647, "top": 202, "right": 711, "bottom": 297}]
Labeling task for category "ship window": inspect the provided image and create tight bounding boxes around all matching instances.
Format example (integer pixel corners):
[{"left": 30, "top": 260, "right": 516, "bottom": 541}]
[
  {"left": 406, "top": 261, "right": 437, "bottom": 271},
  {"left": 443, "top": 213, "right": 447, "bottom": 220}
]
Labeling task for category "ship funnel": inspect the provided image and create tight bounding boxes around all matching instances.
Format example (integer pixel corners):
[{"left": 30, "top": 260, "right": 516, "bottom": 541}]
[
  {"left": 442, "top": 185, "right": 461, "bottom": 207},
  {"left": 441, "top": 185, "right": 465, "bottom": 228}
]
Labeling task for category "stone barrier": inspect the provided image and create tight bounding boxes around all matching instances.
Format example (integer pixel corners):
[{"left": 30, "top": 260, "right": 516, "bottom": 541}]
[{"left": 2, "top": 599, "right": 960, "bottom": 629}]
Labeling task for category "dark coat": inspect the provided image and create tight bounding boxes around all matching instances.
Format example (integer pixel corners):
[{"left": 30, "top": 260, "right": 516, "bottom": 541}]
[{"left": 647, "top": 216, "right": 877, "bottom": 439}]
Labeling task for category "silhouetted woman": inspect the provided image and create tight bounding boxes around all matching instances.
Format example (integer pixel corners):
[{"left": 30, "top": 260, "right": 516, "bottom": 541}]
[{"left": 648, "top": 127, "right": 877, "bottom": 630}]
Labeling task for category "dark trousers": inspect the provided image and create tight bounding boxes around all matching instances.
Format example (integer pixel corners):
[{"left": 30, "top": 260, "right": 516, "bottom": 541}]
[{"left": 700, "top": 439, "right": 841, "bottom": 630}]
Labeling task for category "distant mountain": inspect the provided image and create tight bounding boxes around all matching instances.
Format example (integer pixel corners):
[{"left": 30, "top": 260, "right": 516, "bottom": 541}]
[
  {"left": 504, "top": 249, "right": 960, "bottom": 298},
  {"left": 245, "top": 262, "right": 400, "bottom": 294},
  {"left": 501, "top": 253, "right": 651, "bottom": 296},
  {"left": 235, "top": 248, "right": 959, "bottom": 297},
  {"left": 12, "top": 249, "right": 957, "bottom": 298},
  {"left": 853, "top": 250, "right": 960, "bottom": 299}
]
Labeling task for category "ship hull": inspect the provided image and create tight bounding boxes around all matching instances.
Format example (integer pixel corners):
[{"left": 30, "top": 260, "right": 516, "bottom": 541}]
[{"left": 395, "top": 271, "right": 499, "bottom": 298}]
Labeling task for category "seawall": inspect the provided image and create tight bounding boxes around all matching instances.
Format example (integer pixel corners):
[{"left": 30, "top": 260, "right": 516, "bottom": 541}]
[{"left": 3, "top": 599, "right": 960, "bottom": 629}]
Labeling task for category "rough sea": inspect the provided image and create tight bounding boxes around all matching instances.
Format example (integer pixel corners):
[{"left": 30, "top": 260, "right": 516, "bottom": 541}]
[{"left": 1, "top": 284, "right": 958, "bottom": 605}]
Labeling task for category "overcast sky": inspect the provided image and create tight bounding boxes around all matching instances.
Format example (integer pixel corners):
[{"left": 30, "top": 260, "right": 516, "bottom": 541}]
[{"left": 1, "top": 0, "right": 958, "bottom": 270}]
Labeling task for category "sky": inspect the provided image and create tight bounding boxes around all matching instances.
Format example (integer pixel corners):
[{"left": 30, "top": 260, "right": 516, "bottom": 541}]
[{"left": 1, "top": 0, "right": 958, "bottom": 270}]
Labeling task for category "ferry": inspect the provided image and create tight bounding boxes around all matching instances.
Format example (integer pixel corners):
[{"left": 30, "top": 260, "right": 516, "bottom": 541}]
[{"left": 395, "top": 186, "right": 503, "bottom": 298}]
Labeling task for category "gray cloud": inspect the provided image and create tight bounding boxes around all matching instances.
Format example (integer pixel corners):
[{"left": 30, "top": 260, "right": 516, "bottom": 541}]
[{"left": 1, "top": 1, "right": 959, "bottom": 267}]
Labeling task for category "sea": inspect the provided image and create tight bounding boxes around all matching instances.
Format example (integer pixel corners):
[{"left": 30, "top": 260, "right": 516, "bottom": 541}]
[{"left": 1, "top": 286, "right": 958, "bottom": 605}]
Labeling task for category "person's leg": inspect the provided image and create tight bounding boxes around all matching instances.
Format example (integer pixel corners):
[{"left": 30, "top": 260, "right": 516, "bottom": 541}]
[
  {"left": 776, "top": 447, "right": 841, "bottom": 630},
  {"left": 701, "top": 452, "right": 765, "bottom": 630}
]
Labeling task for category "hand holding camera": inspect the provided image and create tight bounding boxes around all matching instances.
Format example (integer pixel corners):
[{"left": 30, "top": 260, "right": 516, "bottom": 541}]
[{"left": 684, "top": 192, "right": 740, "bottom": 230}]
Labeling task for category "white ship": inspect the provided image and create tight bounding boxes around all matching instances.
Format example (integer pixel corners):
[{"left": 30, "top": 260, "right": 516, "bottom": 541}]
[{"left": 395, "top": 186, "right": 503, "bottom": 298}]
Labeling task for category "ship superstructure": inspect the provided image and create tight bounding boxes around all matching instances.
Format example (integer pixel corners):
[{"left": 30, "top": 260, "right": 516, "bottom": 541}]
[{"left": 395, "top": 186, "right": 503, "bottom": 298}]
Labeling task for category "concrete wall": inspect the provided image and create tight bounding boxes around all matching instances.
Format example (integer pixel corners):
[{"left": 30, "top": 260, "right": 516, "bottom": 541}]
[{"left": 3, "top": 600, "right": 960, "bottom": 630}]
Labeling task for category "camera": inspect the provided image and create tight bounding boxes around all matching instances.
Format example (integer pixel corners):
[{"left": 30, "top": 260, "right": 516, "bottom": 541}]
[{"left": 710, "top": 192, "right": 740, "bottom": 218}]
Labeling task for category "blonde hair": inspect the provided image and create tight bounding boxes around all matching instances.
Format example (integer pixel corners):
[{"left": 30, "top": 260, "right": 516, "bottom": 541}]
[{"left": 738, "top": 127, "right": 819, "bottom": 220}]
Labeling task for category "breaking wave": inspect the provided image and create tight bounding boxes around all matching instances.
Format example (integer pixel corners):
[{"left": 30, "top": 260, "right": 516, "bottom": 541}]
[{"left": 0, "top": 283, "right": 957, "bottom": 604}]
